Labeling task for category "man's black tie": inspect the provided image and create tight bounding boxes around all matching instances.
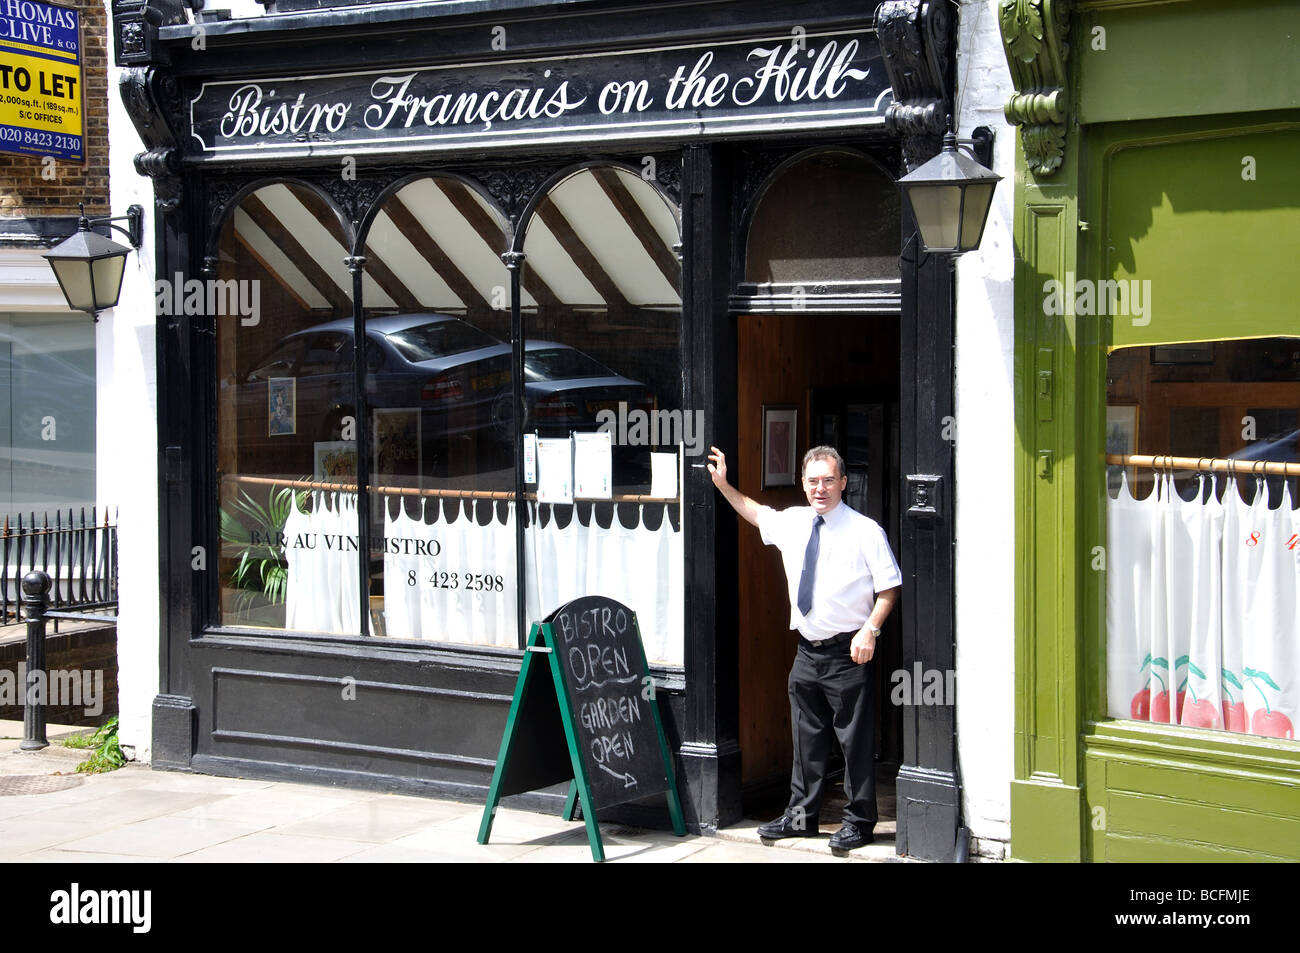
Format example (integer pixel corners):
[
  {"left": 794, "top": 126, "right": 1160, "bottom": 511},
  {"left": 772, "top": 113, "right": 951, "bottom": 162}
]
[{"left": 796, "top": 515, "right": 824, "bottom": 616}]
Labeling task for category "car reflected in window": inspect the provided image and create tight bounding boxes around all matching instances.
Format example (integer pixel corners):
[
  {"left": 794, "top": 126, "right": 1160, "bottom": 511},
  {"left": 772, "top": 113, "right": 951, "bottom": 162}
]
[
  {"left": 229, "top": 314, "right": 512, "bottom": 479},
  {"left": 522, "top": 341, "right": 654, "bottom": 436},
  {"left": 227, "top": 316, "right": 657, "bottom": 487}
]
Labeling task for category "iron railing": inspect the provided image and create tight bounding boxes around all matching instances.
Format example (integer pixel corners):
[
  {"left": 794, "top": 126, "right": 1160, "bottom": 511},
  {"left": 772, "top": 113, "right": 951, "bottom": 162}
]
[{"left": 0, "top": 507, "right": 117, "bottom": 624}]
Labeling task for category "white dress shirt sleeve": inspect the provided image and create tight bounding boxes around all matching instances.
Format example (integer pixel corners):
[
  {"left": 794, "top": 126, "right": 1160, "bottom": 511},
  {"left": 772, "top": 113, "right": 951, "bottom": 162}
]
[
  {"left": 756, "top": 504, "right": 785, "bottom": 548},
  {"left": 863, "top": 519, "right": 902, "bottom": 592}
]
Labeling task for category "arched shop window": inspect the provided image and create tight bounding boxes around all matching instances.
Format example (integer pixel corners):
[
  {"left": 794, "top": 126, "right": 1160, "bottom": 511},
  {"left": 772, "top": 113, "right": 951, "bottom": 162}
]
[
  {"left": 359, "top": 175, "right": 517, "bottom": 646},
  {"left": 209, "top": 166, "right": 687, "bottom": 664},
  {"left": 743, "top": 149, "right": 900, "bottom": 291},
  {"left": 519, "top": 164, "right": 685, "bottom": 666},
  {"left": 213, "top": 181, "right": 355, "bottom": 632}
]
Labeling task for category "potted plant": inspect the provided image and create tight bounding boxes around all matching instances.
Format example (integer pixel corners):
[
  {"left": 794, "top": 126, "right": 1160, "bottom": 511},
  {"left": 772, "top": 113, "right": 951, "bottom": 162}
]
[{"left": 219, "top": 483, "right": 306, "bottom": 627}]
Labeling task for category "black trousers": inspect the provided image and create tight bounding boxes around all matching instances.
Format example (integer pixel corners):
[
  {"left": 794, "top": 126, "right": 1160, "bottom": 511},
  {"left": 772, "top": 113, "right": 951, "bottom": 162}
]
[{"left": 786, "top": 634, "right": 877, "bottom": 829}]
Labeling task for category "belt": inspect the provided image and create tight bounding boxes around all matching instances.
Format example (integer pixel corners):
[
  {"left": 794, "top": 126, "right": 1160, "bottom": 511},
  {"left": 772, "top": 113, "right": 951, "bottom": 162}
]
[{"left": 799, "top": 630, "right": 857, "bottom": 651}]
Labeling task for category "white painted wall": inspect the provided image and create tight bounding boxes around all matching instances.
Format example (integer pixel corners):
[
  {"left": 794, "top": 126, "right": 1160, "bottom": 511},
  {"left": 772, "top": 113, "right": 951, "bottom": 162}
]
[
  {"left": 953, "top": 0, "right": 1015, "bottom": 855},
  {"left": 106, "top": 12, "right": 160, "bottom": 761}
]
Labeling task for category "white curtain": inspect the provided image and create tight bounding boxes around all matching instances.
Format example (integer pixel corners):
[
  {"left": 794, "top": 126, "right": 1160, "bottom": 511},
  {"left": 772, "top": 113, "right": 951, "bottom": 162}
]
[
  {"left": 1108, "top": 472, "right": 1298, "bottom": 739},
  {"left": 524, "top": 502, "right": 684, "bottom": 666},
  {"left": 380, "top": 497, "right": 518, "bottom": 647},
  {"left": 284, "top": 491, "right": 361, "bottom": 635},
  {"left": 284, "top": 493, "right": 684, "bottom": 663}
]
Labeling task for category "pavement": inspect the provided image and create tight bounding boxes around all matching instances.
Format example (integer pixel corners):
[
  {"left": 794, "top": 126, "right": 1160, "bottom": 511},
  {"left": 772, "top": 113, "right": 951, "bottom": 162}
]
[{"left": 0, "top": 720, "right": 912, "bottom": 864}]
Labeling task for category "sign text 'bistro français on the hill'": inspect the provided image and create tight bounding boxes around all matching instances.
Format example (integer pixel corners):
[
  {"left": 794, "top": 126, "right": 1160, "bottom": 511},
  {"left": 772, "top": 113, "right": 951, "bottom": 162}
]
[{"left": 189, "top": 29, "right": 892, "bottom": 159}]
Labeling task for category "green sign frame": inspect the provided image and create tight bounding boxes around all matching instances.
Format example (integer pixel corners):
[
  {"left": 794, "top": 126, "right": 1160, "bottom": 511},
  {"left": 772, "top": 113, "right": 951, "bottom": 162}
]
[{"left": 477, "top": 618, "right": 686, "bottom": 862}]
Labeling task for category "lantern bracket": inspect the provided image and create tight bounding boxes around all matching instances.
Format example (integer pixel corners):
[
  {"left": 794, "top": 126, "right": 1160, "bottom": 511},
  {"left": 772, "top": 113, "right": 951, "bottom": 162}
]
[
  {"left": 72, "top": 202, "right": 144, "bottom": 249},
  {"left": 941, "top": 119, "right": 995, "bottom": 170}
]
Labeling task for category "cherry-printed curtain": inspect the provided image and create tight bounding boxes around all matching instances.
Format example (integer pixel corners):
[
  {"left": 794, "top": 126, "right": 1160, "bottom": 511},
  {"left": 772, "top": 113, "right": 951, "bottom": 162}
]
[{"left": 1107, "top": 471, "right": 1298, "bottom": 740}]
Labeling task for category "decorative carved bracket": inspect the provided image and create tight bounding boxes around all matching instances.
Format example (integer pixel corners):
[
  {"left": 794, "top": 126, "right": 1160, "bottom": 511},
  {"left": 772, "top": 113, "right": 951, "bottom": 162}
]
[
  {"left": 998, "top": 0, "right": 1072, "bottom": 176},
  {"left": 876, "top": 0, "right": 954, "bottom": 171},
  {"left": 120, "top": 68, "right": 184, "bottom": 211},
  {"left": 115, "top": 0, "right": 188, "bottom": 213}
]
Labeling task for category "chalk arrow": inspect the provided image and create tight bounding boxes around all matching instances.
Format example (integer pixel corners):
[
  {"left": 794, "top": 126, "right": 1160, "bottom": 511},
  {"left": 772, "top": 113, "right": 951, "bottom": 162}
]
[{"left": 597, "top": 763, "right": 638, "bottom": 788}]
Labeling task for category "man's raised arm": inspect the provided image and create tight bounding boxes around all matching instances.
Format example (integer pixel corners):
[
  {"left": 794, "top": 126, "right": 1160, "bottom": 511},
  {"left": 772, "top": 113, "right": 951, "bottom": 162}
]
[{"left": 707, "top": 446, "right": 763, "bottom": 527}]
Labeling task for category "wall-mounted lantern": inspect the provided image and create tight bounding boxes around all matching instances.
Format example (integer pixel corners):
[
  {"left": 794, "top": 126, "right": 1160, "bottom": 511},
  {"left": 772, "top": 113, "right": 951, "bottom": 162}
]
[
  {"left": 43, "top": 204, "right": 144, "bottom": 319},
  {"left": 898, "top": 128, "right": 1001, "bottom": 255}
]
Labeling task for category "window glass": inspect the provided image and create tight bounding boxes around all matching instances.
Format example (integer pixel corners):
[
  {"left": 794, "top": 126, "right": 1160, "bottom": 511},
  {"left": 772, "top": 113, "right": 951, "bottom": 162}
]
[
  {"left": 385, "top": 320, "right": 500, "bottom": 363},
  {"left": 215, "top": 183, "right": 357, "bottom": 632},
  {"left": 361, "top": 176, "right": 517, "bottom": 646},
  {"left": 211, "top": 168, "right": 690, "bottom": 658},
  {"left": 298, "top": 333, "right": 352, "bottom": 376},
  {"left": 745, "top": 150, "right": 900, "bottom": 285},
  {"left": 520, "top": 166, "right": 685, "bottom": 666},
  {"left": 1105, "top": 337, "right": 1299, "bottom": 740},
  {"left": 0, "top": 312, "right": 96, "bottom": 521}
]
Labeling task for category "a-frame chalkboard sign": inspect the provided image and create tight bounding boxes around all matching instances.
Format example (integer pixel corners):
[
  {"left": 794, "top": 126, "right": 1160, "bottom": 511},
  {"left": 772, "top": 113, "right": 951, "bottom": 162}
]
[{"left": 477, "top": 595, "right": 686, "bottom": 861}]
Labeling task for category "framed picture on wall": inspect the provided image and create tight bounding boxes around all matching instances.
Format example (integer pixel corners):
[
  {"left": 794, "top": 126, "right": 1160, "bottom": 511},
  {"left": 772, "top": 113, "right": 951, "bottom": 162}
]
[
  {"left": 314, "top": 441, "right": 356, "bottom": 481},
  {"left": 762, "top": 404, "right": 798, "bottom": 488},
  {"left": 373, "top": 408, "right": 421, "bottom": 483},
  {"left": 268, "top": 378, "right": 296, "bottom": 436}
]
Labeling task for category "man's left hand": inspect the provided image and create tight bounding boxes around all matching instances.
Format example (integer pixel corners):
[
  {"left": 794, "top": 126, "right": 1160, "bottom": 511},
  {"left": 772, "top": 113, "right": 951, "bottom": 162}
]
[{"left": 850, "top": 629, "right": 876, "bottom": 664}]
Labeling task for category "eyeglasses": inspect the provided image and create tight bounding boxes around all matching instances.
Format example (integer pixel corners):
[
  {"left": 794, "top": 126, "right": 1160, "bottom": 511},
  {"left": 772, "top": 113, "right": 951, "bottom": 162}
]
[{"left": 803, "top": 477, "right": 842, "bottom": 488}]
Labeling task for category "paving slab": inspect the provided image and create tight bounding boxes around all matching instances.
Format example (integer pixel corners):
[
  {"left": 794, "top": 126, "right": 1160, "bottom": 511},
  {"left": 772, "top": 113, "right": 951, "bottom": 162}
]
[
  {"left": 21, "top": 787, "right": 229, "bottom": 829},
  {"left": 53, "top": 815, "right": 271, "bottom": 859},
  {"left": 677, "top": 840, "right": 846, "bottom": 863},
  {"left": 391, "top": 822, "right": 575, "bottom": 862},
  {"left": 169, "top": 786, "right": 384, "bottom": 827},
  {"left": 0, "top": 816, "right": 110, "bottom": 857},
  {"left": 175, "top": 831, "right": 378, "bottom": 863},
  {"left": 269, "top": 795, "right": 472, "bottom": 843}
]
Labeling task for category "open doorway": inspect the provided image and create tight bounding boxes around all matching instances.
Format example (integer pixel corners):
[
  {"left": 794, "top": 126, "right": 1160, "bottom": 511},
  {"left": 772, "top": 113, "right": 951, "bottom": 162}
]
[
  {"left": 729, "top": 146, "right": 904, "bottom": 843},
  {"left": 734, "top": 313, "right": 903, "bottom": 836}
]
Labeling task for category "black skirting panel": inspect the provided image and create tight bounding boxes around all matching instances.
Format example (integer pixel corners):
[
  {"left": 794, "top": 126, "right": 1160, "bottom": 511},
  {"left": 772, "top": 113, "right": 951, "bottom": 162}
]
[{"left": 175, "top": 637, "right": 694, "bottom": 827}]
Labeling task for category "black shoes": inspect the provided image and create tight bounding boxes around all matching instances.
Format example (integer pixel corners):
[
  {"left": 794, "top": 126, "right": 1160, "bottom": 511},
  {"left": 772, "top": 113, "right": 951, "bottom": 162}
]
[
  {"left": 757, "top": 813, "right": 875, "bottom": 852},
  {"left": 757, "top": 812, "right": 820, "bottom": 839},
  {"left": 828, "top": 822, "right": 874, "bottom": 852}
]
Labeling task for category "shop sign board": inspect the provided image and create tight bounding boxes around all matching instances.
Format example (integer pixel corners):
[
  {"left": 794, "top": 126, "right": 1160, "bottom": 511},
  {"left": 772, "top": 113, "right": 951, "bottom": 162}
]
[
  {"left": 477, "top": 594, "right": 685, "bottom": 862},
  {"left": 190, "top": 27, "right": 892, "bottom": 160},
  {"left": 0, "top": 0, "right": 83, "bottom": 161}
]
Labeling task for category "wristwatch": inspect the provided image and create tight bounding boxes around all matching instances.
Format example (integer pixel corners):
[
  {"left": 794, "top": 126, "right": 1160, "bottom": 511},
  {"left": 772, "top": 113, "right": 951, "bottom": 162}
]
[{"left": 865, "top": 623, "right": 882, "bottom": 638}]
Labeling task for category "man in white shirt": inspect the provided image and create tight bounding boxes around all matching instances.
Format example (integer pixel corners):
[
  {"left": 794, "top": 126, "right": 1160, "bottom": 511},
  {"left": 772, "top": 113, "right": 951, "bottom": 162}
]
[{"left": 708, "top": 443, "right": 901, "bottom": 852}]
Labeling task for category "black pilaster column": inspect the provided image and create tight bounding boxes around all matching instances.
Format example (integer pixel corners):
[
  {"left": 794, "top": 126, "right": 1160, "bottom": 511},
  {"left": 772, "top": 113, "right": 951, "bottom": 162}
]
[
  {"left": 680, "top": 143, "right": 742, "bottom": 831},
  {"left": 152, "top": 167, "right": 197, "bottom": 770},
  {"left": 895, "top": 200, "right": 959, "bottom": 861}
]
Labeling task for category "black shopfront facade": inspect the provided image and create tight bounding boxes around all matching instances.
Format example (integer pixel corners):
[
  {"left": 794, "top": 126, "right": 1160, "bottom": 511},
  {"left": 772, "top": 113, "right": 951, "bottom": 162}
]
[{"left": 116, "top": 0, "right": 965, "bottom": 860}]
